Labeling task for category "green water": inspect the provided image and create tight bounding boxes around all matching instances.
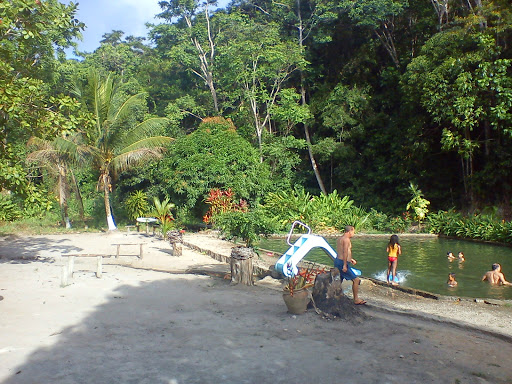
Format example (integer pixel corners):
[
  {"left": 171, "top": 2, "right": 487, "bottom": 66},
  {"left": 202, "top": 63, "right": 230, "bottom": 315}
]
[{"left": 259, "top": 235, "right": 512, "bottom": 300}]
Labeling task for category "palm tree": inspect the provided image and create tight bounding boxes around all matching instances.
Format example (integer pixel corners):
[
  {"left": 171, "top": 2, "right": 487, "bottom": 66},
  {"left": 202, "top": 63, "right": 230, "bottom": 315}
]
[
  {"left": 26, "top": 134, "right": 91, "bottom": 228},
  {"left": 86, "top": 71, "right": 173, "bottom": 230}
]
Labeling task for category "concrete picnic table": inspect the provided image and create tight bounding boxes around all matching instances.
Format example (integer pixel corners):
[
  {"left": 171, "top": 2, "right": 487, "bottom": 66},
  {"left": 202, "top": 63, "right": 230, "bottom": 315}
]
[{"left": 136, "top": 217, "right": 158, "bottom": 234}]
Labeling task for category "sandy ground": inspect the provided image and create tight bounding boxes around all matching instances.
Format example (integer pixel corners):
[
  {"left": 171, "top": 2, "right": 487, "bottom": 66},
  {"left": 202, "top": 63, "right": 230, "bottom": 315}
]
[{"left": 1, "top": 231, "right": 512, "bottom": 384}]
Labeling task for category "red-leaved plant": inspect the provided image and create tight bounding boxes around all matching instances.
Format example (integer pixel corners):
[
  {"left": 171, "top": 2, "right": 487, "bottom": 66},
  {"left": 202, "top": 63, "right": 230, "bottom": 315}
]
[
  {"left": 284, "top": 263, "right": 326, "bottom": 296},
  {"left": 203, "top": 188, "right": 248, "bottom": 224}
]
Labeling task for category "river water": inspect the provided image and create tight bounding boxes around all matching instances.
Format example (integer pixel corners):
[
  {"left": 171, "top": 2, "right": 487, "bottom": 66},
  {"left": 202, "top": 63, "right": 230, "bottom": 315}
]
[{"left": 259, "top": 235, "right": 512, "bottom": 300}]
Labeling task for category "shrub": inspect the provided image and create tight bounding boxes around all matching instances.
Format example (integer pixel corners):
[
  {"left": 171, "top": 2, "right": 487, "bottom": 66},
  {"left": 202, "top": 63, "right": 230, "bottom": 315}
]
[
  {"left": 0, "top": 194, "right": 22, "bottom": 221},
  {"left": 154, "top": 117, "right": 272, "bottom": 212},
  {"left": 214, "top": 209, "right": 277, "bottom": 248},
  {"left": 125, "top": 190, "right": 150, "bottom": 221},
  {"left": 426, "top": 210, "right": 512, "bottom": 244}
]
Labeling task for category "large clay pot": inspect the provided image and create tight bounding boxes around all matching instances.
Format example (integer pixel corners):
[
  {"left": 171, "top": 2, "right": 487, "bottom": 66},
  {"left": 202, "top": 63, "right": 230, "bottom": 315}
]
[{"left": 282, "top": 288, "right": 311, "bottom": 314}]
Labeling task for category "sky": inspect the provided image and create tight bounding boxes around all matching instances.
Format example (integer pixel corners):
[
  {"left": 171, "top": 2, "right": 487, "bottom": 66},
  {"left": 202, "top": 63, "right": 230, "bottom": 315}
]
[
  {"left": 63, "top": 0, "right": 167, "bottom": 53},
  {"left": 63, "top": 0, "right": 230, "bottom": 55}
]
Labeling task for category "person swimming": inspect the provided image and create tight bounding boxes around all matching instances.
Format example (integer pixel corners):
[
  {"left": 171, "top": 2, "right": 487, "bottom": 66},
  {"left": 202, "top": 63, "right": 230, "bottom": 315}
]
[
  {"left": 447, "top": 272, "right": 457, "bottom": 287},
  {"left": 447, "top": 252, "right": 455, "bottom": 261},
  {"left": 458, "top": 252, "right": 465, "bottom": 262},
  {"left": 482, "top": 263, "right": 512, "bottom": 286}
]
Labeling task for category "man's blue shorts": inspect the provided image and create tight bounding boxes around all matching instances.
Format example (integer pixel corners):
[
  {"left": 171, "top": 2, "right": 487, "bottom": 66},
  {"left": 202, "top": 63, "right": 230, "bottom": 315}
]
[{"left": 334, "top": 258, "right": 358, "bottom": 281}]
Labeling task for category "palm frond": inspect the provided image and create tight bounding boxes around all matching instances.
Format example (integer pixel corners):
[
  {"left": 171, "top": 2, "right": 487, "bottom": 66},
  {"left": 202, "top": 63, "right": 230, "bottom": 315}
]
[
  {"left": 119, "top": 136, "right": 174, "bottom": 154},
  {"left": 89, "top": 70, "right": 116, "bottom": 136},
  {"left": 117, "top": 118, "right": 171, "bottom": 148},
  {"left": 110, "top": 147, "right": 165, "bottom": 175},
  {"left": 26, "top": 149, "right": 60, "bottom": 165},
  {"left": 27, "top": 136, "right": 52, "bottom": 151},
  {"left": 111, "top": 93, "right": 147, "bottom": 124}
]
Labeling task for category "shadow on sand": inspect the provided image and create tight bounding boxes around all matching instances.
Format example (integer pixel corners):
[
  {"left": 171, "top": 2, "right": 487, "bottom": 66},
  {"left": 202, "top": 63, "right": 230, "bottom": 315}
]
[
  {"left": 0, "top": 235, "right": 85, "bottom": 262},
  {"left": 4, "top": 271, "right": 512, "bottom": 384}
]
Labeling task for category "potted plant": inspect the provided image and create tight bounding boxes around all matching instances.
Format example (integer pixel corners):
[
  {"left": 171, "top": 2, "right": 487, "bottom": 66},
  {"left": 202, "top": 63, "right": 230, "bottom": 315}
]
[{"left": 283, "top": 263, "right": 325, "bottom": 314}]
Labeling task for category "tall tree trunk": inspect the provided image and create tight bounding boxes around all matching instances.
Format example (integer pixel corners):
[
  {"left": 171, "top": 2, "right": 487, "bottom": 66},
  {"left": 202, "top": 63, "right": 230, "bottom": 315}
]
[
  {"left": 58, "top": 163, "right": 71, "bottom": 229},
  {"left": 69, "top": 169, "right": 85, "bottom": 222},
  {"left": 103, "top": 172, "right": 116, "bottom": 230},
  {"left": 295, "top": 1, "right": 327, "bottom": 194},
  {"left": 300, "top": 72, "right": 326, "bottom": 194}
]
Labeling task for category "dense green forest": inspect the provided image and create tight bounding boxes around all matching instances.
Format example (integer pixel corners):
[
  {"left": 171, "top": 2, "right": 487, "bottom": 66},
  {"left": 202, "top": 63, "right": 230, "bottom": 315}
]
[{"left": 1, "top": 0, "right": 512, "bottom": 238}]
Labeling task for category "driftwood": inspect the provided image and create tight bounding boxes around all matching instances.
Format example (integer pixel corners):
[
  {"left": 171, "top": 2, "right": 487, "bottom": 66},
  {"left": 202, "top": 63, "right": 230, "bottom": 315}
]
[
  {"left": 311, "top": 270, "right": 366, "bottom": 320},
  {"left": 230, "top": 246, "right": 254, "bottom": 285}
]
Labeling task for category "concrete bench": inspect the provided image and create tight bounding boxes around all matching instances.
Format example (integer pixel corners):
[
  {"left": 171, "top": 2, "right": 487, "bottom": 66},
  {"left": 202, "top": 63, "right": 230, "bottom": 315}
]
[
  {"left": 61, "top": 254, "right": 108, "bottom": 285},
  {"left": 125, "top": 225, "right": 137, "bottom": 232},
  {"left": 111, "top": 243, "right": 144, "bottom": 259}
]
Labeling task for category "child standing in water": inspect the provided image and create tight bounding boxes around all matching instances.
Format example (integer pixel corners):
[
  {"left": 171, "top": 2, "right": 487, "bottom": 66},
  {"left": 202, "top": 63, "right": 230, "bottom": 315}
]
[{"left": 386, "top": 234, "right": 401, "bottom": 285}]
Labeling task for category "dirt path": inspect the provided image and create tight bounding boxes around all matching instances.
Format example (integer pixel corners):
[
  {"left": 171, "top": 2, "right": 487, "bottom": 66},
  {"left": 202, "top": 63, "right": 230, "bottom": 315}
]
[{"left": 1, "top": 232, "right": 512, "bottom": 383}]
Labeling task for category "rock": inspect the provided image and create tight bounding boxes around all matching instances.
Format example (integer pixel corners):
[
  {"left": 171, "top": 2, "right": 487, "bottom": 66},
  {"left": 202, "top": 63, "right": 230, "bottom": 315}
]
[{"left": 311, "top": 271, "right": 367, "bottom": 320}]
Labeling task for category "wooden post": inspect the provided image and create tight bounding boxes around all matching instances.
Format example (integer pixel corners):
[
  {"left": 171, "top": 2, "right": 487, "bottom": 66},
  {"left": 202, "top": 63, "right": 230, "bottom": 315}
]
[
  {"left": 116, "top": 244, "right": 121, "bottom": 258},
  {"left": 67, "top": 256, "right": 75, "bottom": 278},
  {"left": 96, "top": 256, "right": 102, "bottom": 278},
  {"left": 139, "top": 243, "right": 144, "bottom": 259},
  {"left": 230, "top": 246, "right": 254, "bottom": 285},
  {"left": 61, "top": 265, "right": 68, "bottom": 287}
]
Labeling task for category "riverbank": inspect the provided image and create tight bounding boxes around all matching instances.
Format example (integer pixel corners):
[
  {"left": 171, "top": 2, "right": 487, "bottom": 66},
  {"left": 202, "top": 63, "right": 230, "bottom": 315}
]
[{"left": 1, "top": 230, "right": 512, "bottom": 383}]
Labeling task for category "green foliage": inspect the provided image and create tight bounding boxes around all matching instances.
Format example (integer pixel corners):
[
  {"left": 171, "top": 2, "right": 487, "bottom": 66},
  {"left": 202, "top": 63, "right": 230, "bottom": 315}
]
[
  {"left": 427, "top": 210, "right": 512, "bottom": 244},
  {"left": 80, "top": 70, "right": 172, "bottom": 229},
  {"left": 203, "top": 188, "right": 247, "bottom": 224},
  {"left": 22, "top": 183, "right": 54, "bottom": 217},
  {"left": 335, "top": 206, "right": 371, "bottom": 231},
  {"left": 261, "top": 188, "right": 363, "bottom": 231},
  {"left": 367, "top": 209, "right": 389, "bottom": 232},
  {"left": 125, "top": 190, "right": 150, "bottom": 221},
  {"left": 0, "top": 194, "right": 22, "bottom": 222},
  {"left": 261, "top": 135, "right": 306, "bottom": 190},
  {"left": 155, "top": 117, "right": 271, "bottom": 212},
  {"left": 214, "top": 208, "right": 278, "bottom": 248},
  {"left": 406, "top": 182, "right": 430, "bottom": 223},
  {"left": 388, "top": 214, "right": 411, "bottom": 234},
  {"left": 152, "top": 196, "right": 176, "bottom": 238}
]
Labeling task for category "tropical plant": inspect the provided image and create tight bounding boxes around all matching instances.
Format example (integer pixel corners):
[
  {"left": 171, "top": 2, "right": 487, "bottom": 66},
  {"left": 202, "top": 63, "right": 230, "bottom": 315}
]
[
  {"left": 261, "top": 188, "right": 356, "bottom": 231},
  {"left": 152, "top": 196, "right": 176, "bottom": 238},
  {"left": 154, "top": 117, "right": 270, "bottom": 211},
  {"left": 368, "top": 209, "right": 389, "bottom": 232},
  {"left": 388, "top": 215, "right": 409, "bottom": 234},
  {"left": 261, "top": 187, "right": 314, "bottom": 230},
  {"left": 83, "top": 71, "right": 173, "bottom": 230},
  {"left": 336, "top": 206, "right": 371, "bottom": 231},
  {"left": 26, "top": 134, "right": 91, "bottom": 228},
  {"left": 426, "top": 210, "right": 512, "bottom": 244},
  {"left": 214, "top": 208, "right": 277, "bottom": 248},
  {"left": 125, "top": 190, "right": 150, "bottom": 221},
  {"left": 406, "top": 182, "right": 430, "bottom": 225},
  {"left": 284, "top": 263, "right": 326, "bottom": 296},
  {"left": 203, "top": 188, "right": 248, "bottom": 224},
  {"left": 0, "top": 194, "right": 22, "bottom": 222}
]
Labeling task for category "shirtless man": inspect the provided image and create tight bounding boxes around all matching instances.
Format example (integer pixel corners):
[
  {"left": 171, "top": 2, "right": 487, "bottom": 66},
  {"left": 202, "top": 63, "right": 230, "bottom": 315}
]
[
  {"left": 482, "top": 263, "right": 512, "bottom": 286},
  {"left": 335, "top": 225, "right": 366, "bottom": 305}
]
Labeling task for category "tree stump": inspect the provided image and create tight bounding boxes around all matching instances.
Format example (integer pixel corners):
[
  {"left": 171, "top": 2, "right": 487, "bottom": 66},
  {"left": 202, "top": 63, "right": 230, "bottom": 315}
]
[
  {"left": 171, "top": 243, "right": 182, "bottom": 256},
  {"left": 311, "top": 270, "right": 366, "bottom": 320},
  {"left": 230, "top": 246, "right": 254, "bottom": 285},
  {"left": 168, "top": 230, "right": 183, "bottom": 256}
]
